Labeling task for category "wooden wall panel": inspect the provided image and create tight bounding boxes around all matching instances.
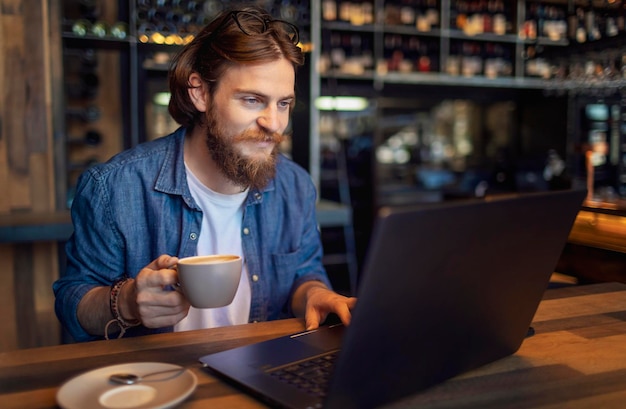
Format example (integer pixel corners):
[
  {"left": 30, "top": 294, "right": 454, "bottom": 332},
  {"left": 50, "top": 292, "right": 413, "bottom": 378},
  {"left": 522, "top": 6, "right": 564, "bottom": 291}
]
[
  {"left": 14, "top": 244, "right": 36, "bottom": 347},
  {"left": 0, "top": 246, "right": 17, "bottom": 351},
  {"left": 34, "top": 242, "right": 61, "bottom": 346},
  {"left": 0, "top": 137, "right": 9, "bottom": 213},
  {"left": 0, "top": 0, "right": 62, "bottom": 351},
  {"left": 1, "top": 0, "right": 53, "bottom": 213}
]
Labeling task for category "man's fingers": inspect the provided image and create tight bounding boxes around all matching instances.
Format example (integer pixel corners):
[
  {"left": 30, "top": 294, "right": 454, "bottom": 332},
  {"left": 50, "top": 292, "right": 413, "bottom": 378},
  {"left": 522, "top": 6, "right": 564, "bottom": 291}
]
[
  {"left": 346, "top": 297, "right": 357, "bottom": 309},
  {"left": 305, "top": 304, "right": 322, "bottom": 330},
  {"left": 137, "top": 264, "right": 179, "bottom": 290},
  {"left": 156, "top": 254, "right": 179, "bottom": 269},
  {"left": 144, "top": 254, "right": 179, "bottom": 270},
  {"left": 333, "top": 302, "right": 353, "bottom": 326}
]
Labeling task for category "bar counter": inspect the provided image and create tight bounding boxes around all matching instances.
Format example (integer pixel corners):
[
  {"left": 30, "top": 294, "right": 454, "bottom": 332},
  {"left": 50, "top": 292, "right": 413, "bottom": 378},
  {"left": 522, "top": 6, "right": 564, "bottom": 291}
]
[{"left": 1, "top": 282, "right": 625, "bottom": 409}]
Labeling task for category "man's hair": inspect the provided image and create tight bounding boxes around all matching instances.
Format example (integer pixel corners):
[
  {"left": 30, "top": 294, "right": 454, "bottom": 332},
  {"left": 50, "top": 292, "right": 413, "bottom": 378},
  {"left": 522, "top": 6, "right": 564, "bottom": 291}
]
[{"left": 168, "top": 5, "right": 305, "bottom": 128}]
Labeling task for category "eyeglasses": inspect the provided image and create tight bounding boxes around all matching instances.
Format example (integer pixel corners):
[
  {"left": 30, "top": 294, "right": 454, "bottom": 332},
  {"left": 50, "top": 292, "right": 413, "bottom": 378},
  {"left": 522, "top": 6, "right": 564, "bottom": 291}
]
[{"left": 211, "top": 10, "right": 300, "bottom": 45}]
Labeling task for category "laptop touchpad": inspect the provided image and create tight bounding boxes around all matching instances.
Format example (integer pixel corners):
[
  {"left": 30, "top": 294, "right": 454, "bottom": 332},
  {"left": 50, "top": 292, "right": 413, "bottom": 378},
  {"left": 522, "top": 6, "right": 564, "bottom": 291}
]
[{"left": 292, "top": 324, "right": 345, "bottom": 351}]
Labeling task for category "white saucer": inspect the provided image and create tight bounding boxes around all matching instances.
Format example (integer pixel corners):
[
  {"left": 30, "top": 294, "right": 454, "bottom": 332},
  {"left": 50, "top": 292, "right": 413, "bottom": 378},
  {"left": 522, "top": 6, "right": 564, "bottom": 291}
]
[{"left": 56, "top": 362, "right": 197, "bottom": 409}]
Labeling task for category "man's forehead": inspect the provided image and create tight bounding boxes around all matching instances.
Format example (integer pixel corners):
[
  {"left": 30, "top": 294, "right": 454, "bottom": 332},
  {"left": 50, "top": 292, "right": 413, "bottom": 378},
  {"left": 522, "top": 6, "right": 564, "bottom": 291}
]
[{"left": 218, "top": 59, "right": 296, "bottom": 96}]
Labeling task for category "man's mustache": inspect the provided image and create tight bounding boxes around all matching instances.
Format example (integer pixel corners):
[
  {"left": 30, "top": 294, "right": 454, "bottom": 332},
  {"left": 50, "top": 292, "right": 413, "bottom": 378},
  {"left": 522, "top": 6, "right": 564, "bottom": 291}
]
[{"left": 232, "top": 130, "right": 286, "bottom": 145}]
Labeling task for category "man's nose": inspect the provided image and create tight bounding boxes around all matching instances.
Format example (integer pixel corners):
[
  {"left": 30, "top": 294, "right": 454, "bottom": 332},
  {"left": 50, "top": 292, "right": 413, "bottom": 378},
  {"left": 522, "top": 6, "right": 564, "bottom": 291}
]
[{"left": 256, "top": 106, "right": 281, "bottom": 133}]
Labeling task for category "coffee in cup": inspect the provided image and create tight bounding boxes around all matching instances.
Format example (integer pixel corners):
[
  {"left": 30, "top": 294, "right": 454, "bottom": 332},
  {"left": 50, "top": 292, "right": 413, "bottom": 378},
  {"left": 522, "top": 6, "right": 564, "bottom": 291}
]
[{"left": 176, "top": 254, "right": 242, "bottom": 308}]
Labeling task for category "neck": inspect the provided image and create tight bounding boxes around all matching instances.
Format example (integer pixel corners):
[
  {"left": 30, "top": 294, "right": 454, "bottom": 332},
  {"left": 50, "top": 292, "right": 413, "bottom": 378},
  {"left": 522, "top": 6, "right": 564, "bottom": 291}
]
[{"left": 184, "top": 126, "right": 245, "bottom": 195}]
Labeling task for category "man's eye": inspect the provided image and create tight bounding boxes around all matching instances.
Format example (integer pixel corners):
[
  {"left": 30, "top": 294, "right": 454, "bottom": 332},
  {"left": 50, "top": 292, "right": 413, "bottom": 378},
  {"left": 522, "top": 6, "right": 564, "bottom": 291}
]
[
  {"left": 243, "top": 97, "right": 259, "bottom": 105},
  {"left": 279, "top": 100, "right": 292, "bottom": 109}
]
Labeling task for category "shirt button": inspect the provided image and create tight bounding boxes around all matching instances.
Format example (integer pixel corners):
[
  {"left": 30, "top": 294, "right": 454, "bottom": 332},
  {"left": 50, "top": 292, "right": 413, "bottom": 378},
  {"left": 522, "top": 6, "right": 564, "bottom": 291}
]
[
  {"left": 252, "top": 274, "right": 259, "bottom": 282},
  {"left": 254, "top": 193, "right": 262, "bottom": 200},
  {"left": 243, "top": 227, "right": 250, "bottom": 235},
  {"left": 189, "top": 233, "right": 198, "bottom": 240}
]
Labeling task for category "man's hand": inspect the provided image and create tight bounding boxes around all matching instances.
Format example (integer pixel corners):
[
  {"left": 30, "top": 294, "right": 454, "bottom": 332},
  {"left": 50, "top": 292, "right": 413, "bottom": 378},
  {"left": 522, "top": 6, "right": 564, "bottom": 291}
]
[
  {"left": 77, "top": 254, "right": 190, "bottom": 336},
  {"left": 124, "top": 254, "right": 191, "bottom": 328},
  {"left": 292, "top": 281, "right": 358, "bottom": 330}
]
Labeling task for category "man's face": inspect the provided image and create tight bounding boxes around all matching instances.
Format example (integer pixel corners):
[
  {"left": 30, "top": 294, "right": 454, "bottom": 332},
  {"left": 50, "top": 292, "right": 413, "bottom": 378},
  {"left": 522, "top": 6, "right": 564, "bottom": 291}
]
[{"left": 204, "top": 58, "right": 296, "bottom": 190}]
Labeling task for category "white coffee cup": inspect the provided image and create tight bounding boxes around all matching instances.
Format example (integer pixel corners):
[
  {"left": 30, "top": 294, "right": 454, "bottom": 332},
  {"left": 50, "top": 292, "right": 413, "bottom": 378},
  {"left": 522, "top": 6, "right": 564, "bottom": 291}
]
[{"left": 176, "top": 254, "right": 242, "bottom": 308}]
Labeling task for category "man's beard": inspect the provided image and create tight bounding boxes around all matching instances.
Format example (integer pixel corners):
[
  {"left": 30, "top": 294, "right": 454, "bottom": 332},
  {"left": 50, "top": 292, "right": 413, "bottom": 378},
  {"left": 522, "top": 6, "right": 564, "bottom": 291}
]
[{"left": 205, "top": 107, "right": 286, "bottom": 191}]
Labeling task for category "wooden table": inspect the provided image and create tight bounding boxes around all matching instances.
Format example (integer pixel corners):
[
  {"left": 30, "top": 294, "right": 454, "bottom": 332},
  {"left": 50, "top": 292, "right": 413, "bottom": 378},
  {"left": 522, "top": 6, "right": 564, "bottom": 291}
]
[{"left": 1, "top": 282, "right": 626, "bottom": 409}]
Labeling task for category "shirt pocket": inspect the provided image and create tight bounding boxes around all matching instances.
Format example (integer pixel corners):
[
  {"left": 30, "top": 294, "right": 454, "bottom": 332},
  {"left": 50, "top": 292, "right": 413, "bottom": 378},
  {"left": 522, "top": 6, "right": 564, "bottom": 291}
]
[
  {"left": 270, "top": 249, "right": 302, "bottom": 315},
  {"left": 271, "top": 249, "right": 301, "bottom": 282}
]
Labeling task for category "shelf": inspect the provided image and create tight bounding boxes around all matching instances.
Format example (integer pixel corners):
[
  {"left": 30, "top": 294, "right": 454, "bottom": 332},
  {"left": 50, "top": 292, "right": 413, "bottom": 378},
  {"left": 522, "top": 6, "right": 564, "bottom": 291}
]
[
  {"left": 322, "top": 70, "right": 549, "bottom": 89},
  {"left": 383, "top": 25, "right": 443, "bottom": 38},
  {"left": 321, "top": 21, "right": 377, "bottom": 33},
  {"left": 0, "top": 201, "right": 352, "bottom": 244},
  {"left": 446, "top": 29, "right": 519, "bottom": 43},
  {"left": 381, "top": 71, "right": 548, "bottom": 88},
  {"left": 0, "top": 212, "right": 73, "bottom": 243},
  {"left": 62, "top": 33, "right": 133, "bottom": 50}
]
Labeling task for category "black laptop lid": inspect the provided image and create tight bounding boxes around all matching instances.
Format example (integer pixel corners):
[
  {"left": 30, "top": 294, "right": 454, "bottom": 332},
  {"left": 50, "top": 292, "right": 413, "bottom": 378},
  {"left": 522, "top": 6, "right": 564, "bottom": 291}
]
[
  {"left": 325, "top": 189, "right": 585, "bottom": 409},
  {"left": 199, "top": 189, "right": 585, "bottom": 409}
]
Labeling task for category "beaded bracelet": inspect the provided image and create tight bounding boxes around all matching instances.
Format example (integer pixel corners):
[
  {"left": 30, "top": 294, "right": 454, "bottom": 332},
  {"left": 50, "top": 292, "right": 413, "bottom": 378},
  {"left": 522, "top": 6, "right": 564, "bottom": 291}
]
[{"left": 106, "top": 278, "right": 141, "bottom": 339}]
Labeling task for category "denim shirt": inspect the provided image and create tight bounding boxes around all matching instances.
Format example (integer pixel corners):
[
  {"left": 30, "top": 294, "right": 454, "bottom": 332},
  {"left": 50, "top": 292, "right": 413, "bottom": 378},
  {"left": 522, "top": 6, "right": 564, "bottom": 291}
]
[{"left": 53, "top": 127, "right": 331, "bottom": 342}]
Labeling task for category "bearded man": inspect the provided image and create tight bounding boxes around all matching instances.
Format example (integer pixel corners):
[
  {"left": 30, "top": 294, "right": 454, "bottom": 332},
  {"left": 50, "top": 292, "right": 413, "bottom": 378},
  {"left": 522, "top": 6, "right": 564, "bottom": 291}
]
[{"left": 54, "top": 6, "right": 356, "bottom": 342}]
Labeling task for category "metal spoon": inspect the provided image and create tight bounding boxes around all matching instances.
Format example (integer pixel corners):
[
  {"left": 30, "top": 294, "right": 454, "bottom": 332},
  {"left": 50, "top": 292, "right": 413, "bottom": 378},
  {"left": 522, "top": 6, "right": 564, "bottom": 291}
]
[{"left": 109, "top": 368, "right": 186, "bottom": 385}]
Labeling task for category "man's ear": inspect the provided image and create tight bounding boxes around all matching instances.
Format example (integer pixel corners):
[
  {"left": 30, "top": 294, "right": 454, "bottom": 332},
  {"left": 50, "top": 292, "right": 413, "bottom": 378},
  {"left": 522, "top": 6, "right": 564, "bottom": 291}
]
[{"left": 187, "top": 72, "right": 208, "bottom": 112}]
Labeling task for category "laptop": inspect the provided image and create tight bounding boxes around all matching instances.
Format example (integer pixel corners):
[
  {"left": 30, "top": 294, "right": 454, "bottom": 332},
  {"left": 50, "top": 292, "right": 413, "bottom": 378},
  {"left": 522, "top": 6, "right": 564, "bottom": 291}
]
[{"left": 199, "top": 189, "right": 585, "bottom": 409}]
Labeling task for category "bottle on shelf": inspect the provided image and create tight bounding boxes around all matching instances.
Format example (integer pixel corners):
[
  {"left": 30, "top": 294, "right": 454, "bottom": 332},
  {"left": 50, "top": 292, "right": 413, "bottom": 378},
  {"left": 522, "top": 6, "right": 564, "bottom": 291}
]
[
  {"left": 575, "top": 7, "right": 587, "bottom": 43},
  {"left": 446, "top": 42, "right": 461, "bottom": 76},
  {"left": 519, "top": 5, "right": 537, "bottom": 40},
  {"left": 425, "top": 0, "right": 440, "bottom": 29},
  {"left": 382, "top": 34, "right": 404, "bottom": 72},
  {"left": 71, "top": 19, "right": 91, "bottom": 36},
  {"left": 492, "top": 0, "right": 506, "bottom": 35},
  {"left": 400, "top": 0, "right": 416, "bottom": 27},
  {"left": 90, "top": 20, "right": 108, "bottom": 37},
  {"left": 322, "top": 0, "right": 337, "bottom": 21},
  {"left": 66, "top": 71, "right": 100, "bottom": 99},
  {"left": 460, "top": 41, "right": 482, "bottom": 77},
  {"left": 416, "top": 0, "right": 440, "bottom": 32},
  {"left": 586, "top": 6, "right": 601, "bottom": 41},
  {"left": 109, "top": 22, "right": 128, "bottom": 39},
  {"left": 452, "top": 0, "right": 469, "bottom": 31},
  {"left": 66, "top": 130, "right": 102, "bottom": 147},
  {"left": 543, "top": 6, "right": 567, "bottom": 41},
  {"left": 346, "top": 1, "right": 373, "bottom": 26},
  {"left": 338, "top": 1, "right": 352, "bottom": 23},
  {"left": 483, "top": 43, "right": 511, "bottom": 78},
  {"left": 384, "top": 1, "right": 402, "bottom": 26}
]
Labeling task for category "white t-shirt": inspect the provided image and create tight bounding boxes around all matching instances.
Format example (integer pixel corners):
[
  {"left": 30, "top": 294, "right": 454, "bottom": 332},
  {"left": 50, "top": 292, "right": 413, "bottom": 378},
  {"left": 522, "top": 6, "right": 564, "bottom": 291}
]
[{"left": 174, "top": 165, "right": 251, "bottom": 331}]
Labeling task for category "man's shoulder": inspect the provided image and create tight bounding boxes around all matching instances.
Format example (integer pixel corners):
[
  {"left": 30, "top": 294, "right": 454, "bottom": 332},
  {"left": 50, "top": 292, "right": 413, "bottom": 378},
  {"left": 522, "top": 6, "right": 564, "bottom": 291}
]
[
  {"left": 275, "top": 154, "right": 311, "bottom": 181},
  {"left": 271, "top": 155, "right": 316, "bottom": 198},
  {"left": 89, "top": 130, "right": 181, "bottom": 178}
]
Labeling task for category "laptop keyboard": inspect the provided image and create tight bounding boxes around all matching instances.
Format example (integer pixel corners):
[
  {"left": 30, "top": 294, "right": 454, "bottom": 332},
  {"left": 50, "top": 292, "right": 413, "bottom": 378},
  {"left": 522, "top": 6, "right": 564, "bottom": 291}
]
[{"left": 267, "top": 351, "right": 339, "bottom": 398}]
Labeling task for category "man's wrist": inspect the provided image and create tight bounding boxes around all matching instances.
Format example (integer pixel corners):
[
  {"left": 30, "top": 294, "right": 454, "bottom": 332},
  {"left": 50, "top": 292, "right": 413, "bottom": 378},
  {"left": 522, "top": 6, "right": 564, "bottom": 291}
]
[
  {"left": 120, "top": 278, "right": 141, "bottom": 323},
  {"left": 110, "top": 278, "right": 141, "bottom": 328},
  {"left": 304, "top": 281, "right": 328, "bottom": 297}
]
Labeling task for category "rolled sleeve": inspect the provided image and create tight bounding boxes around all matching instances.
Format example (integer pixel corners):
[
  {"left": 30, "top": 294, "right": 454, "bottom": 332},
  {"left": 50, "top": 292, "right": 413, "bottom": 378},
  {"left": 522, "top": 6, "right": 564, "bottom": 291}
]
[{"left": 53, "top": 169, "right": 124, "bottom": 342}]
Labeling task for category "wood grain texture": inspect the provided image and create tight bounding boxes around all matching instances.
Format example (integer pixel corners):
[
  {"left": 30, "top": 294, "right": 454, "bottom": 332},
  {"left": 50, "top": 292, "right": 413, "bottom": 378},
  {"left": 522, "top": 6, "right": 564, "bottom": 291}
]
[
  {"left": 0, "top": 245, "right": 17, "bottom": 352},
  {"left": 0, "top": 0, "right": 61, "bottom": 354},
  {"left": 0, "top": 283, "right": 625, "bottom": 409},
  {"left": 0, "top": 0, "right": 54, "bottom": 213}
]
